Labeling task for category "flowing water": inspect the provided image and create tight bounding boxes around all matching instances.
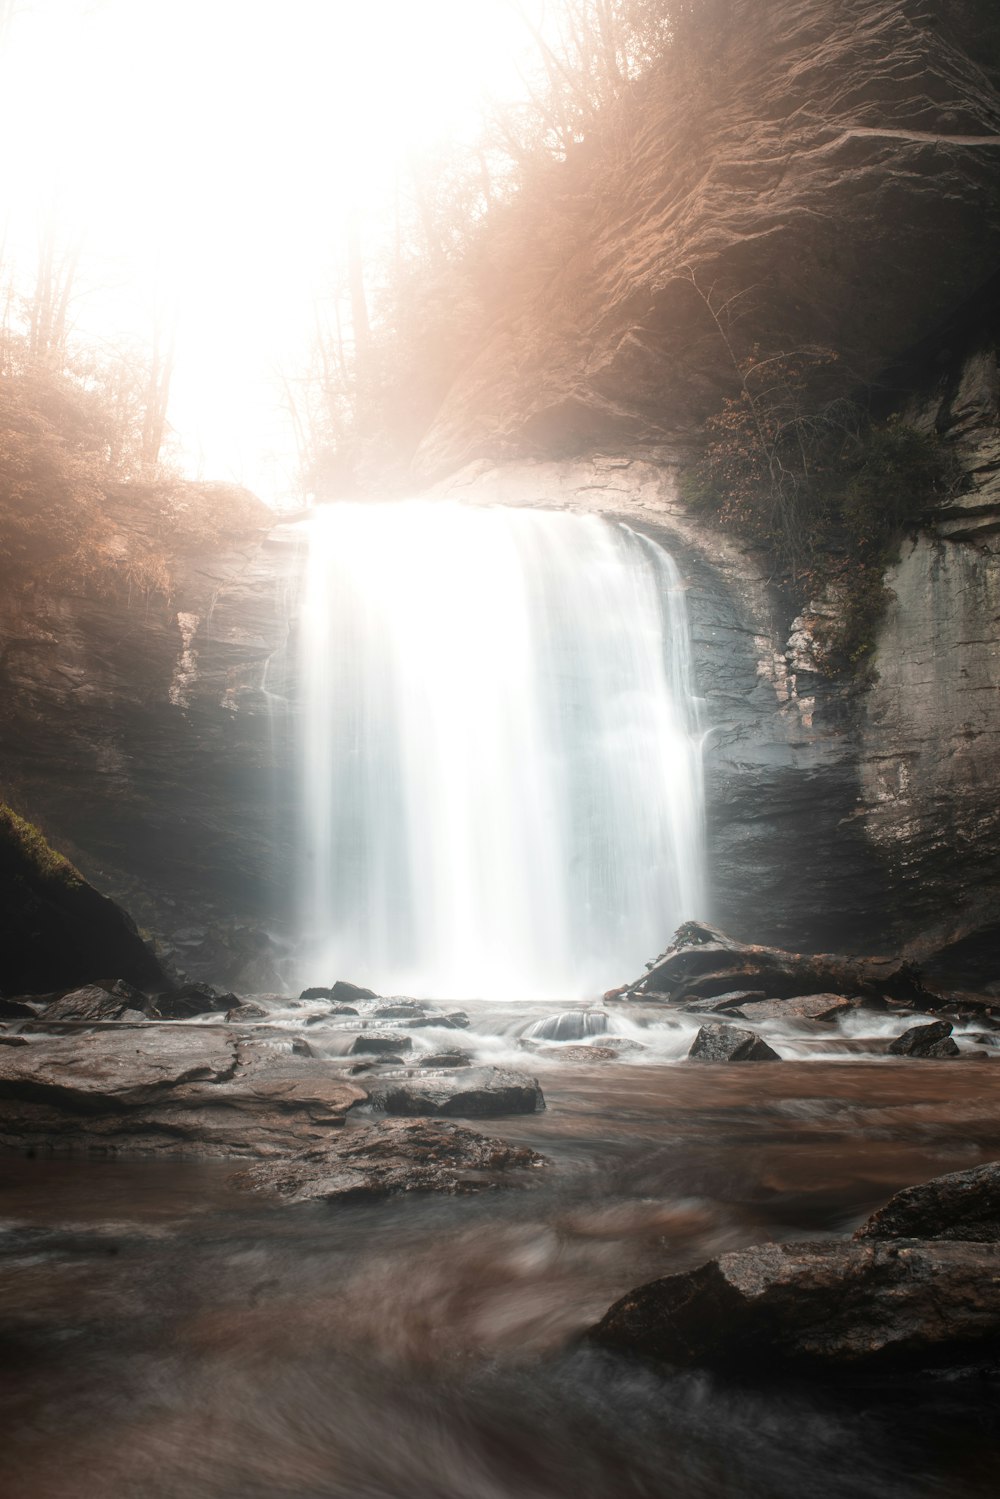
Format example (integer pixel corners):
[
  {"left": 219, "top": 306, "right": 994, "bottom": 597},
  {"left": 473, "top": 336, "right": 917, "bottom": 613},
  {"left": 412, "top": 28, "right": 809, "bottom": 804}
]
[
  {"left": 297, "top": 502, "right": 704, "bottom": 999},
  {"left": 2, "top": 1025, "right": 999, "bottom": 1499}
]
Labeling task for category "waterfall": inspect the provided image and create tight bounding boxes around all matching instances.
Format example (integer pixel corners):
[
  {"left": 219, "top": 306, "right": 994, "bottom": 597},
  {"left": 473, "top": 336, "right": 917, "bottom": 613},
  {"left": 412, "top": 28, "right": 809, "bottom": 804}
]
[{"left": 297, "top": 501, "right": 705, "bottom": 999}]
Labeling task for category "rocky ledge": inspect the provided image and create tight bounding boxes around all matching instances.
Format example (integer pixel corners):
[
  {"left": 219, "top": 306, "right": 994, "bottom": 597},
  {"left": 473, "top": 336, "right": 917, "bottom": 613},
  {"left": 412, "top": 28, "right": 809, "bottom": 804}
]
[{"left": 589, "top": 1161, "right": 1000, "bottom": 1375}]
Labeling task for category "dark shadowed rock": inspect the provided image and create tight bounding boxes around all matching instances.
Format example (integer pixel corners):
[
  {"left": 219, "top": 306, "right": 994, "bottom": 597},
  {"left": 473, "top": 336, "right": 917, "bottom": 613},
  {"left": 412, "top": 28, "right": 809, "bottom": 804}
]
[
  {"left": 332, "top": 980, "right": 379, "bottom": 1005},
  {"left": 639, "top": 922, "right": 939, "bottom": 1009},
  {"left": 0, "top": 803, "right": 168, "bottom": 996},
  {"left": 350, "top": 1057, "right": 407, "bottom": 1073},
  {"left": 233, "top": 1118, "right": 547, "bottom": 1204},
  {"left": 688, "top": 1025, "right": 780, "bottom": 1062},
  {"left": 0, "top": 1028, "right": 365, "bottom": 1156},
  {"left": 888, "top": 1021, "right": 959, "bottom": 1057},
  {"left": 41, "top": 982, "right": 157, "bottom": 1023},
  {"left": 0, "top": 998, "right": 38, "bottom": 1019},
  {"left": 855, "top": 1161, "right": 1000, "bottom": 1244},
  {"left": 372, "top": 1003, "right": 428, "bottom": 1020},
  {"left": 589, "top": 1238, "right": 1000, "bottom": 1372},
  {"left": 349, "top": 1032, "right": 413, "bottom": 1056},
  {"left": 418, "top": 1050, "right": 473, "bottom": 1069},
  {"left": 155, "top": 982, "right": 237, "bottom": 1019},
  {"left": 300, "top": 987, "right": 334, "bottom": 1000},
  {"left": 365, "top": 1065, "right": 544, "bottom": 1118}
]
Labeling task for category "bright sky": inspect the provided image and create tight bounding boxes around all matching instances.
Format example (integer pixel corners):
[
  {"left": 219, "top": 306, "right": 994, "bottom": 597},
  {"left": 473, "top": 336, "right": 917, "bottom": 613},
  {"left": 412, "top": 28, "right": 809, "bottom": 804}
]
[{"left": 0, "top": 0, "right": 544, "bottom": 503}]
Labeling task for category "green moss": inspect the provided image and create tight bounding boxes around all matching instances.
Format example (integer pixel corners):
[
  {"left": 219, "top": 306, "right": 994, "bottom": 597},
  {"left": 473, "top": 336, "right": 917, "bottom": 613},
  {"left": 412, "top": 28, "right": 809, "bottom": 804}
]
[{"left": 0, "top": 803, "right": 84, "bottom": 888}]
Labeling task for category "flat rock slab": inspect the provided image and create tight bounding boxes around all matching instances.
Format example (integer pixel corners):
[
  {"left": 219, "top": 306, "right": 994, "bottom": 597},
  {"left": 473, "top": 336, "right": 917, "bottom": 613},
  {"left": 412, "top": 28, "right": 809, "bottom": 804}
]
[
  {"left": 234, "top": 1118, "right": 547, "bottom": 1204},
  {"left": 589, "top": 1238, "right": 1000, "bottom": 1373},
  {"left": 738, "top": 994, "right": 855, "bottom": 1024},
  {"left": 0, "top": 1028, "right": 365, "bottom": 1156},
  {"left": 855, "top": 1160, "right": 1000, "bottom": 1244},
  {"left": 365, "top": 1065, "right": 545, "bottom": 1118},
  {"left": 688, "top": 1025, "right": 780, "bottom": 1062}
]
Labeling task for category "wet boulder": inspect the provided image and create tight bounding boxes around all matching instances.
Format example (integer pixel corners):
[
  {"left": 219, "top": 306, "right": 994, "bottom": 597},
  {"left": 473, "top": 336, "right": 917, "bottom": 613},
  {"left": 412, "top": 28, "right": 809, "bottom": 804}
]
[
  {"left": 40, "top": 981, "right": 156, "bottom": 1023},
  {"left": 418, "top": 1049, "right": 474, "bottom": 1068},
  {"left": 226, "top": 1002, "right": 268, "bottom": 1022},
  {"left": 888, "top": 1020, "right": 959, "bottom": 1057},
  {"left": 403, "top": 1011, "right": 471, "bottom": 1029},
  {"left": 637, "top": 922, "right": 940, "bottom": 1008},
  {"left": 738, "top": 994, "right": 855, "bottom": 1024},
  {"left": 0, "top": 998, "right": 38, "bottom": 1019},
  {"left": 588, "top": 1238, "right": 1000, "bottom": 1373},
  {"left": 233, "top": 1118, "right": 546, "bottom": 1204},
  {"left": 688, "top": 1025, "right": 780, "bottom": 1062},
  {"left": 349, "top": 1032, "right": 413, "bottom": 1056},
  {"left": 855, "top": 1161, "right": 1000, "bottom": 1244},
  {"left": 365, "top": 1065, "right": 544, "bottom": 1118},
  {"left": 155, "top": 982, "right": 237, "bottom": 1019},
  {"left": 331, "top": 980, "right": 379, "bottom": 1005}
]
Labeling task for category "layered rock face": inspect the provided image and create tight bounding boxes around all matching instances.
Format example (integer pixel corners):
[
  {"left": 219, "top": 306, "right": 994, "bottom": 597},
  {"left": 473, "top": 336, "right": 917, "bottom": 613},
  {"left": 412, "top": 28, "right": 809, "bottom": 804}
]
[
  {"left": 0, "top": 493, "right": 302, "bottom": 987},
  {"left": 415, "top": 0, "right": 1000, "bottom": 477}
]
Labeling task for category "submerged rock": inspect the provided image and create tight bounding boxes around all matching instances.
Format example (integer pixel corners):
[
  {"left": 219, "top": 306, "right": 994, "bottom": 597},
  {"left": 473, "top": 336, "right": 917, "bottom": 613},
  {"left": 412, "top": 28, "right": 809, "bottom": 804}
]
[
  {"left": 888, "top": 1020, "right": 960, "bottom": 1057},
  {"left": 234, "top": 1118, "right": 546, "bottom": 1204},
  {"left": 365, "top": 1065, "right": 545, "bottom": 1118},
  {"left": 588, "top": 1238, "right": 1000, "bottom": 1373},
  {"left": 526, "top": 1011, "right": 610, "bottom": 1042},
  {"left": 855, "top": 1161, "right": 1000, "bottom": 1244},
  {"left": 688, "top": 1025, "right": 780, "bottom": 1062}
]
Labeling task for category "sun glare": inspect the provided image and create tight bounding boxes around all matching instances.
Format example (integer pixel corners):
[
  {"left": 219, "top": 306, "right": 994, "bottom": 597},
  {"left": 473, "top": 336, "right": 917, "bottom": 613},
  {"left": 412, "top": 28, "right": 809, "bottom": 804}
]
[{"left": 0, "top": 0, "right": 541, "bottom": 500}]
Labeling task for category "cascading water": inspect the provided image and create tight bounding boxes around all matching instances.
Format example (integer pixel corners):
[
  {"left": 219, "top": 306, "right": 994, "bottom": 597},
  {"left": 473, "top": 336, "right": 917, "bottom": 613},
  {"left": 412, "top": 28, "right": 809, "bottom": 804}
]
[{"left": 297, "top": 500, "right": 705, "bottom": 999}]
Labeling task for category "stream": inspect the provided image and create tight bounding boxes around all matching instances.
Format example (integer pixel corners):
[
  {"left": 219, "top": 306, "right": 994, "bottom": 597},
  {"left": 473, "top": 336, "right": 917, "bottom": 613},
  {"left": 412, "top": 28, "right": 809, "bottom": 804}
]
[{"left": 3, "top": 1014, "right": 999, "bottom": 1499}]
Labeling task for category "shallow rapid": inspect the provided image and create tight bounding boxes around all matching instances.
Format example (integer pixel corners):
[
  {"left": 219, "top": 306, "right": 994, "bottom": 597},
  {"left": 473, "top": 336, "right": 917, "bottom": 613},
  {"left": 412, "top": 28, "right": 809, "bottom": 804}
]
[{"left": 297, "top": 502, "right": 704, "bottom": 999}]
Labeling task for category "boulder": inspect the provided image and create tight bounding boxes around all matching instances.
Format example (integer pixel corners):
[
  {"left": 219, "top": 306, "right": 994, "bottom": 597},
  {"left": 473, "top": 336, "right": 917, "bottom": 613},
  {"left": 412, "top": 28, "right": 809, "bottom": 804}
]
[
  {"left": 688, "top": 1025, "right": 780, "bottom": 1062},
  {"left": 331, "top": 980, "right": 378, "bottom": 1005},
  {"left": 225, "top": 1002, "right": 268, "bottom": 1022},
  {"left": 888, "top": 1021, "right": 959, "bottom": 1057},
  {"left": 855, "top": 1161, "right": 1000, "bottom": 1244},
  {"left": 233, "top": 1118, "right": 546, "bottom": 1204},
  {"left": 0, "top": 998, "right": 38, "bottom": 1019},
  {"left": 372, "top": 1003, "right": 428, "bottom": 1020},
  {"left": 349, "top": 1032, "right": 413, "bottom": 1056},
  {"left": 418, "top": 1050, "right": 474, "bottom": 1069},
  {"left": 588, "top": 1238, "right": 1000, "bottom": 1373},
  {"left": 154, "top": 982, "right": 237, "bottom": 1019},
  {"left": 365, "top": 1065, "right": 545, "bottom": 1118},
  {"left": 738, "top": 994, "right": 855, "bottom": 1024},
  {"left": 300, "top": 986, "right": 334, "bottom": 1000},
  {"left": 638, "top": 922, "right": 940, "bottom": 1008},
  {"left": 40, "top": 981, "right": 156, "bottom": 1023},
  {"left": 0, "top": 803, "right": 167, "bottom": 995}
]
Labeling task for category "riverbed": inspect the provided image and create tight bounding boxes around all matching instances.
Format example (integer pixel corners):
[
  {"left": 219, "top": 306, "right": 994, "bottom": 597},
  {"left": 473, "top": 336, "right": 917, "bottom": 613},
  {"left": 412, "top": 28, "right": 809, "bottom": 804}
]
[{"left": 2, "top": 1035, "right": 998, "bottom": 1499}]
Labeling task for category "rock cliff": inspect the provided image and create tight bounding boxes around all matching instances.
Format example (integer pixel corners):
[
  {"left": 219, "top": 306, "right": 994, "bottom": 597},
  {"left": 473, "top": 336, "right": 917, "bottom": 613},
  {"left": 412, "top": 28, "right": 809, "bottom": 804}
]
[{"left": 415, "top": 0, "right": 1000, "bottom": 478}]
